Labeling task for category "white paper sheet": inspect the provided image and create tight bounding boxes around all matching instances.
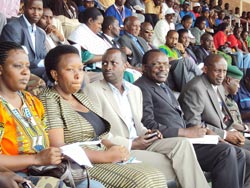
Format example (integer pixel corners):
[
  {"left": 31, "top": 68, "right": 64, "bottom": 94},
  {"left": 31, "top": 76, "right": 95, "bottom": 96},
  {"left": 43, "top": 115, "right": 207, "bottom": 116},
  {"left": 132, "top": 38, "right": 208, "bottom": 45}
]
[
  {"left": 188, "top": 135, "right": 219, "bottom": 145},
  {"left": 60, "top": 143, "right": 93, "bottom": 167}
]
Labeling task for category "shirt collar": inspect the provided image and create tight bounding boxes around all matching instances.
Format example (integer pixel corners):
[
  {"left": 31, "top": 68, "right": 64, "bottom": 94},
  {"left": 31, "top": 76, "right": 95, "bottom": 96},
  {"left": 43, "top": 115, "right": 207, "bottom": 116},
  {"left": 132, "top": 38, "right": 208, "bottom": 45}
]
[
  {"left": 104, "top": 33, "right": 114, "bottom": 41},
  {"left": 108, "top": 80, "right": 130, "bottom": 95},
  {"left": 23, "top": 15, "right": 37, "bottom": 32},
  {"left": 126, "top": 32, "right": 137, "bottom": 40}
]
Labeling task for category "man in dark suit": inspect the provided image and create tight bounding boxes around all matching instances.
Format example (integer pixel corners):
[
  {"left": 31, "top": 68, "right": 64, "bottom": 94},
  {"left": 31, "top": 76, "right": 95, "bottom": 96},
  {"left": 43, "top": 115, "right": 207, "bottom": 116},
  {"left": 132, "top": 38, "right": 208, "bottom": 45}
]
[
  {"left": 179, "top": 54, "right": 250, "bottom": 187},
  {"left": 194, "top": 33, "right": 213, "bottom": 64},
  {"left": 100, "top": 16, "right": 132, "bottom": 57},
  {"left": 118, "top": 16, "right": 149, "bottom": 69},
  {"left": 134, "top": 49, "right": 245, "bottom": 188},
  {"left": 0, "top": 0, "right": 47, "bottom": 80}
]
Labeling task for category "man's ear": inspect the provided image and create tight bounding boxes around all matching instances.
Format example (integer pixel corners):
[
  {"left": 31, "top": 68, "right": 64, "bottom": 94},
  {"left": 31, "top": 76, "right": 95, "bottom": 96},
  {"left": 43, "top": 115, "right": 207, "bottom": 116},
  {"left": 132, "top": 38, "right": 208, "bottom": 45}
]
[
  {"left": 142, "top": 64, "right": 147, "bottom": 73},
  {"left": 225, "top": 76, "right": 231, "bottom": 85},
  {"left": 88, "top": 18, "right": 93, "bottom": 24},
  {"left": 203, "top": 65, "right": 208, "bottom": 74},
  {"left": 50, "top": 70, "right": 58, "bottom": 82}
]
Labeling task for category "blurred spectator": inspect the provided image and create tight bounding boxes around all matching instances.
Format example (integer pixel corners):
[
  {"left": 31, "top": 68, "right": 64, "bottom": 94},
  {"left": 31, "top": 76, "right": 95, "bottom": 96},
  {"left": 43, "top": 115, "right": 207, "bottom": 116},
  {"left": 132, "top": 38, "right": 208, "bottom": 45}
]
[
  {"left": 208, "top": 0, "right": 216, "bottom": 10},
  {"left": 179, "top": 1, "right": 195, "bottom": 24},
  {"left": 37, "top": 8, "right": 66, "bottom": 52},
  {"left": 175, "top": 15, "right": 195, "bottom": 44},
  {"left": 77, "top": 0, "right": 95, "bottom": 13},
  {"left": 234, "top": 7, "right": 240, "bottom": 26},
  {"left": 215, "top": 10, "right": 225, "bottom": 26},
  {"left": 140, "top": 22, "right": 156, "bottom": 49},
  {"left": 234, "top": 69, "right": 250, "bottom": 124},
  {"left": 214, "top": 0, "right": 222, "bottom": 13},
  {"left": 224, "top": 3, "right": 230, "bottom": 17},
  {"left": 241, "top": 30, "right": 250, "bottom": 52},
  {"left": 105, "top": 0, "right": 132, "bottom": 33},
  {"left": 152, "top": 8, "right": 175, "bottom": 47},
  {"left": 118, "top": 16, "right": 149, "bottom": 68},
  {"left": 50, "top": 0, "right": 78, "bottom": 19},
  {"left": 190, "top": 16, "right": 206, "bottom": 45},
  {"left": 0, "top": 0, "right": 20, "bottom": 18},
  {"left": 0, "top": 0, "right": 47, "bottom": 80},
  {"left": 191, "top": 2, "right": 201, "bottom": 18},
  {"left": 145, "top": 0, "right": 163, "bottom": 18}
]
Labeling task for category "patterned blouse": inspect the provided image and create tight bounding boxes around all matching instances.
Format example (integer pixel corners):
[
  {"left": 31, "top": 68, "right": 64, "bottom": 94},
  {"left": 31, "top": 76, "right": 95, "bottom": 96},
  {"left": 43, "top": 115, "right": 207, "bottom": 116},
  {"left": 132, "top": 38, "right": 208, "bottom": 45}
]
[
  {"left": 38, "top": 87, "right": 110, "bottom": 151},
  {"left": 0, "top": 91, "right": 49, "bottom": 155}
]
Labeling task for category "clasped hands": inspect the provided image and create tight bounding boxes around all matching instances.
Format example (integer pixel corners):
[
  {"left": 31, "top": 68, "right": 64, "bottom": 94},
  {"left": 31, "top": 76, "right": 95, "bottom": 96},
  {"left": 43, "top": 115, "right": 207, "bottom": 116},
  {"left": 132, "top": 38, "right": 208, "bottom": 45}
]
[{"left": 225, "top": 130, "right": 245, "bottom": 147}]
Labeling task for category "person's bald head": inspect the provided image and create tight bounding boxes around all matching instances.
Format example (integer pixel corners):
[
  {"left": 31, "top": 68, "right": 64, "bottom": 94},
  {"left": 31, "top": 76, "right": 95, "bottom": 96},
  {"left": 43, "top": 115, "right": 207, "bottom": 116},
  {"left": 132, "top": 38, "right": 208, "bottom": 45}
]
[
  {"left": 124, "top": 16, "right": 141, "bottom": 36},
  {"left": 203, "top": 54, "right": 227, "bottom": 85}
]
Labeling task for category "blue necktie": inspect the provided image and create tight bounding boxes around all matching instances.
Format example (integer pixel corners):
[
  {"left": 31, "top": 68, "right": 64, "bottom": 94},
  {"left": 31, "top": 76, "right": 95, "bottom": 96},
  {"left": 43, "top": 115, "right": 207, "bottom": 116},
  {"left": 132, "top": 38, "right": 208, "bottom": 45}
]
[{"left": 132, "top": 37, "right": 145, "bottom": 55}]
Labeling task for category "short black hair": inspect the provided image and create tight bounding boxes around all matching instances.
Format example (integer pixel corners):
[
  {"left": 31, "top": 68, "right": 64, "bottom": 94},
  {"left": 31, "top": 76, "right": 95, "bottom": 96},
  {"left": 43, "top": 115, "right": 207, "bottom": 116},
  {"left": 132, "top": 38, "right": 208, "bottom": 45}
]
[
  {"left": 102, "top": 16, "right": 117, "bottom": 32},
  {"left": 181, "top": 15, "right": 193, "bottom": 23},
  {"left": 204, "top": 54, "right": 225, "bottom": 67},
  {"left": 142, "top": 49, "right": 163, "bottom": 65},
  {"left": 0, "top": 41, "right": 24, "bottom": 65},
  {"left": 78, "top": 7, "right": 102, "bottom": 24},
  {"left": 177, "top": 29, "right": 188, "bottom": 39},
  {"left": 194, "top": 16, "right": 207, "bottom": 28},
  {"left": 45, "top": 45, "right": 79, "bottom": 82},
  {"left": 24, "top": 0, "right": 43, "bottom": 7},
  {"left": 103, "top": 48, "right": 127, "bottom": 63},
  {"left": 217, "top": 22, "right": 229, "bottom": 32},
  {"left": 200, "top": 32, "right": 212, "bottom": 42}
]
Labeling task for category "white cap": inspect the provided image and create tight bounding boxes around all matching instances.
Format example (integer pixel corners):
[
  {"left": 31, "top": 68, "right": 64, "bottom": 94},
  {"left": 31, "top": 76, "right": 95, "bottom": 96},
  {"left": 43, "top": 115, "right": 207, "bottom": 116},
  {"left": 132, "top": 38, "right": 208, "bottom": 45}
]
[
  {"left": 165, "top": 8, "right": 175, "bottom": 15},
  {"left": 194, "top": 2, "right": 200, "bottom": 7}
]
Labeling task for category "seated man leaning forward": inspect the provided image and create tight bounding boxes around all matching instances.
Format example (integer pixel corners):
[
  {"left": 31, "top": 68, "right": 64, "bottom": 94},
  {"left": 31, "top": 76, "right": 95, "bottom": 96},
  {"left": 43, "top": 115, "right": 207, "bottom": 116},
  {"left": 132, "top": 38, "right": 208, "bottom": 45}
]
[
  {"left": 178, "top": 54, "right": 250, "bottom": 187},
  {"left": 83, "top": 48, "right": 210, "bottom": 188},
  {"left": 134, "top": 50, "right": 246, "bottom": 188}
]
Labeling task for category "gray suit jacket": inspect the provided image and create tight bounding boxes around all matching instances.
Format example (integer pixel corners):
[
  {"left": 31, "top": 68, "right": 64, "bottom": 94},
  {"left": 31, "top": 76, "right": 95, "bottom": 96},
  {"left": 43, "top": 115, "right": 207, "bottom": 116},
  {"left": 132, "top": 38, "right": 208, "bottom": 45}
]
[
  {"left": 178, "top": 74, "right": 233, "bottom": 138},
  {"left": 0, "top": 15, "right": 46, "bottom": 74},
  {"left": 134, "top": 75, "right": 186, "bottom": 138},
  {"left": 83, "top": 79, "right": 147, "bottom": 149},
  {"left": 118, "top": 32, "right": 149, "bottom": 67}
]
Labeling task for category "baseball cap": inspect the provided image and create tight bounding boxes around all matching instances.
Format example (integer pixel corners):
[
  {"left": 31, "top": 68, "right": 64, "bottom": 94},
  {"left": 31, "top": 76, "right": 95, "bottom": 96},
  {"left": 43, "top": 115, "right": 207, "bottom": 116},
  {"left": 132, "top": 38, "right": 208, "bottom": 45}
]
[
  {"left": 165, "top": 8, "right": 176, "bottom": 15},
  {"left": 194, "top": 2, "right": 200, "bottom": 7}
]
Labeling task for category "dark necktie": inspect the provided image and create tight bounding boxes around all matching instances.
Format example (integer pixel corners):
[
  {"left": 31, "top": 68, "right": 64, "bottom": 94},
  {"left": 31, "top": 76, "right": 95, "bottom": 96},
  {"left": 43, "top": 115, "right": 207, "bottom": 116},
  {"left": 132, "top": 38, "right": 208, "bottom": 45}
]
[
  {"left": 160, "top": 83, "right": 171, "bottom": 102},
  {"left": 112, "top": 39, "right": 119, "bottom": 48}
]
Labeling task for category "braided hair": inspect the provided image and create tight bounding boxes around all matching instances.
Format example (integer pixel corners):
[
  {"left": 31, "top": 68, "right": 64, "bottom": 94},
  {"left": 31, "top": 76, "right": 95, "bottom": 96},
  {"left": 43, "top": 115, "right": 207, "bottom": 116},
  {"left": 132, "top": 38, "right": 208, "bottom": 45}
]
[{"left": 0, "top": 41, "right": 24, "bottom": 65}]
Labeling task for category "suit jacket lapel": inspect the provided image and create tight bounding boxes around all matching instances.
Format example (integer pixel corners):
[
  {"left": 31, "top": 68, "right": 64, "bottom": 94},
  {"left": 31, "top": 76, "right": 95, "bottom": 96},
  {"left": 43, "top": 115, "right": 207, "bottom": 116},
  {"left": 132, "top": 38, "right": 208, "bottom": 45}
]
[
  {"left": 152, "top": 82, "right": 177, "bottom": 109},
  {"left": 101, "top": 80, "right": 128, "bottom": 126},
  {"left": 124, "top": 33, "right": 144, "bottom": 55},
  {"left": 20, "top": 16, "right": 36, "bottom": 53},
  {"left": 202, "top": 76, "right": 224, "bottom": 126}
]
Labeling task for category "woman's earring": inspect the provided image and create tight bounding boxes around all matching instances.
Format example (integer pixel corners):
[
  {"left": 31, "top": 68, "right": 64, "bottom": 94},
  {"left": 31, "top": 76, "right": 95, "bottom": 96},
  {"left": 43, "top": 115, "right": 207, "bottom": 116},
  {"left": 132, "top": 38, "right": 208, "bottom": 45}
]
[{"left": 54, "top": 80, "right": 58, "bottom": 85}]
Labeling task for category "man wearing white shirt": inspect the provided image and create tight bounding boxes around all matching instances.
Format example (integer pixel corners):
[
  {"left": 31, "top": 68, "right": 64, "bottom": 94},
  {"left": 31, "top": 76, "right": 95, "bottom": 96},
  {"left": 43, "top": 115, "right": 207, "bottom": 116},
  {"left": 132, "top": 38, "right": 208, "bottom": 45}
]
[
  {"left": 37, "top": 7, "right": 65, "bottom": 52},
  {"left": 152, "top": 8, "right": 175, "bottom": 47}
]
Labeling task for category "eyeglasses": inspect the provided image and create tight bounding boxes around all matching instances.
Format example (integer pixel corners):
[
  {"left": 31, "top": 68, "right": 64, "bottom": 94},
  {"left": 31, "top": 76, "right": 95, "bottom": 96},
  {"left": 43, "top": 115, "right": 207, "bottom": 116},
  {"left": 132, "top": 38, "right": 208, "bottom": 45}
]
[
  {"left": 146, "top": 62, "right": 171, "bottom": 69},
  {"left": 143, "top": 30, "right": 154, "bottom": 34}
]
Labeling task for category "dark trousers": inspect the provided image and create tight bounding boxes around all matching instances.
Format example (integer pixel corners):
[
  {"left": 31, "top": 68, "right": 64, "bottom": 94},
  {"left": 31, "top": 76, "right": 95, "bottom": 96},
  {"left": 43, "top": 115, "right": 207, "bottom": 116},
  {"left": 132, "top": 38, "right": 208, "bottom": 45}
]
[{"left": 194, "top": 143, "right": 245, "bottom": 188}]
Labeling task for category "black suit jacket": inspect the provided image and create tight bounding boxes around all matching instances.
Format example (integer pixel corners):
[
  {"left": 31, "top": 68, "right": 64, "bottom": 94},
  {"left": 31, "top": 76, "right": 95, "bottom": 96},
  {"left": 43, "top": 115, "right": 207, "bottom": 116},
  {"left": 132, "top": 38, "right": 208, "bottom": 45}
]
[
  {"left": 98, "top": 33, "right": 120, "bottom": 48},
  {"left": 134, "top": 75, "right": 186, "bottom": 137},
  {"left": 193, "top": 46, "right": 209, "bottom": 64},
  {"left": 0, "top": 15, "right": 46, "bottom": 76}
]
